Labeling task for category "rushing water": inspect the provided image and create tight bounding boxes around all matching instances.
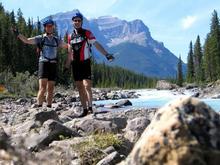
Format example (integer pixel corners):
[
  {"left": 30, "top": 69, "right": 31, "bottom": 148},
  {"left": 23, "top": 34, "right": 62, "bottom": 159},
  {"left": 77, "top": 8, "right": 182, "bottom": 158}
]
[{"left": 94, "top": 89, "right": 220, "bottom": 112}]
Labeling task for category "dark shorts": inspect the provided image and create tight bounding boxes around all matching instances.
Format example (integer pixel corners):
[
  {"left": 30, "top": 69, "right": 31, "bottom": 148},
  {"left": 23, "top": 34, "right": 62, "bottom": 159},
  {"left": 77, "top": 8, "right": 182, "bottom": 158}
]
[
  {"left": 72, "top": 59, "right": 91, "bottom": 81},
  {"left": 38, "top": 62, "right": 57, "bottom": 81}
]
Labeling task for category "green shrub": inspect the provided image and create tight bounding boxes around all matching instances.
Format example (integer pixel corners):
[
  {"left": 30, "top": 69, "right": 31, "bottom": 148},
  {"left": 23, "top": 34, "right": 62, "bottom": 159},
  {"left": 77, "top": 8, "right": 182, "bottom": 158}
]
[
  {"left": 72, "top": 133, "right": 122, "bottom": 165},
  {"left": 0, "top": 70, "right": 38, "bottom": 97}
]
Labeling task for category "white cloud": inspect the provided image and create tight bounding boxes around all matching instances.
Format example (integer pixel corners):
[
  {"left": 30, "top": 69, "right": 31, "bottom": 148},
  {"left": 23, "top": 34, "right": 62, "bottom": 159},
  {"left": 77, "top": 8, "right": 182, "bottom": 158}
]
[{"left": 181, "top": 15, "right": 197, "bottom": 30}]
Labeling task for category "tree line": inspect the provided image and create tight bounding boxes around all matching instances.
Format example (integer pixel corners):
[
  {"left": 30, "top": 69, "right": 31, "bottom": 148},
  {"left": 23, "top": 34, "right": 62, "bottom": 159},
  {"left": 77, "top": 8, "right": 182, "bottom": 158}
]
[
  {"left": 177, "top": 10, "right": 220, "bottom": 86},
  {"left": 0, "top": 3, "right": 157, "bottom": 89}
]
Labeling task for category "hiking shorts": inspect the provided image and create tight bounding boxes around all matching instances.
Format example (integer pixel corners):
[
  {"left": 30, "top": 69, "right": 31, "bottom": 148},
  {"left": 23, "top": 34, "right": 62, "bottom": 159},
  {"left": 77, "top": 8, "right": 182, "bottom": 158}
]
[
  {"left": 38, "top": 62, "right": 57, "bottom": 81},
  {"left": 72, "top": 59, "right": 91, "bottom": 81}
]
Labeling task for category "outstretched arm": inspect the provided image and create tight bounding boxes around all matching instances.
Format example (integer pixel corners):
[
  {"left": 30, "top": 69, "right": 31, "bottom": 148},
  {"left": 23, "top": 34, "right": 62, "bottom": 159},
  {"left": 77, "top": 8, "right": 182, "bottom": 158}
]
[
  {"left": 93, "top": 41, "right": 114, "bottom": 61},
  {"left": 17, "top": 34, "right": 36, "bottom": 45},
  {"left": 93, "top": 41, "right": 108, "bottom": 56},
  {"left": 12, "top": 27, "right": 36, "bottom": 45},
  {"left": 59, "top": 40, "right": 68, "bottom": 49}
]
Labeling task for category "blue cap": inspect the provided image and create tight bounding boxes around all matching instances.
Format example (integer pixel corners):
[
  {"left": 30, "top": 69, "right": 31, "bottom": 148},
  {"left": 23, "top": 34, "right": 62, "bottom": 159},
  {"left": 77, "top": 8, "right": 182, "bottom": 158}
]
[
  {"left": 43, "top": 19, "right": 54, "bottom": 27},
  {"left": 72, "top": 12, "right": 83, "bottom": 21}
]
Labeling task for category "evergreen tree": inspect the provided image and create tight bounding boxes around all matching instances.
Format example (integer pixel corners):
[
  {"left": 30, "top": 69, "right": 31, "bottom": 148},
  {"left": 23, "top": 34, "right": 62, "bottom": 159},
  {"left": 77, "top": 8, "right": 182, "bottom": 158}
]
[
  {"left": 193, "top": 35, "right": 203, "bottom": 83},
  {"left": 186, "top": 41, "right": 194, "bottom": 83},
  {"left": 210, "top": 10, "right": 220, "bottom": 79},
  {"left": 203, "top": 34, "right": 214, "bottom": 81},
  {"left": 37, "top": 16, "right": 42, "bottom": 34},
  {"left": 177, "top": 55, "right": 183, "bottom": 86},
  {"left": 203, "top": 10, "right": 220, "bottom": 82}
]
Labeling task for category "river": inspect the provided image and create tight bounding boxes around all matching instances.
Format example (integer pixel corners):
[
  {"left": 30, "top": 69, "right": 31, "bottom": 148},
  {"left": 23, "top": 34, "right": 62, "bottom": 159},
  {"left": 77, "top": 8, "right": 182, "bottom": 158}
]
[{"left": 94, "top": 89, "right": 220, "bottom": 112}]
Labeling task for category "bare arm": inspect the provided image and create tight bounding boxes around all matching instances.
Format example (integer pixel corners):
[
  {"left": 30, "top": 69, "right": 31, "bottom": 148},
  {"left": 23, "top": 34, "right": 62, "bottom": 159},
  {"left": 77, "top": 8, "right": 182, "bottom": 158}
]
[
  {"left": 65, "top": 44, "right": 73, "bottom": 68},
  {"left": 93, "top": 41, "right": 114, "bottom": 61},
  {"left": 93, "top": 41, "right": 108, "bottom": 56},
  {"left": 17, "top": 34, "right": 36, "bottom": 45},
  {"left": 59, "top": 40, "right": 68, "bottom": 49}
]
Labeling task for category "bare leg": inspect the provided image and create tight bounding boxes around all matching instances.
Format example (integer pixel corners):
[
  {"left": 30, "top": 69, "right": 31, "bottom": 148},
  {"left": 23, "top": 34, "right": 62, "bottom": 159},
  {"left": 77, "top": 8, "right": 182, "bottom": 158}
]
[
  {"left": 75, "top": 81, "right": 88, "bottom": 109},
  {"left": 37, "top": 79, "right": 47, "bottom": 106},
  {"left": 47, "top": 81, "right": 55, "bottom": 106},
  {"left": 83, "top": 79, "right": 92, "bottom": 108}
]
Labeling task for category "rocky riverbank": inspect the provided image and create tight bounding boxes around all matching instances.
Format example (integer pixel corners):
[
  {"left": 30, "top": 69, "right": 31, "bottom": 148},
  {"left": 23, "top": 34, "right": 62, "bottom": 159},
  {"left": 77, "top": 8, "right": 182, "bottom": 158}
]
[
  {"left": 1, "top": 87, "right": 220, "bottom": 165},
  {"left": 156, "top": 79, "right": 220, "bottom": 99}
]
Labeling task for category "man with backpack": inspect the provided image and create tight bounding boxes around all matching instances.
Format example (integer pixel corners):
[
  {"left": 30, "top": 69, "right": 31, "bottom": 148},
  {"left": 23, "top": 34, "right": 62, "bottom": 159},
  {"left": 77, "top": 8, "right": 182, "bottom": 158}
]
[
  {"left": 67, "top": 12, "right": 114, "bottom": 117},
  {"left": 13, "top": 19, "right": 67, "bottom": 108}
]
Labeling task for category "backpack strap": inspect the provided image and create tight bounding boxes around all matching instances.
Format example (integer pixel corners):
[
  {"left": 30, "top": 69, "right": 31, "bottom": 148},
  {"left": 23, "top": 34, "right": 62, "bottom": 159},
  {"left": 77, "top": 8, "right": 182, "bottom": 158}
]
[
  {"left": 81, "top": 29, "right": 92, "bottom": 53},
  {"left": 36, "top": 34, "right": 45, "bottom": 57}
]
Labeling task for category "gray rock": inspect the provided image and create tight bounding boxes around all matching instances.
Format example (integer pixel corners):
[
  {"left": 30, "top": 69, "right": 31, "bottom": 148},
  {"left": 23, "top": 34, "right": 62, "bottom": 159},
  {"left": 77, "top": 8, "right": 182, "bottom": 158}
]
[
  {"left": 61, "top": 106, "right": 82, "bottom": 118},
  {"left": 115, "top": 100, "right": 132, "bottom": 107},
  {"left": 124, "top": 117, "right": 150, "bottom": 143},
  {"left": 156, "top": 80, "right": 177, "bottom": 90},
  {"left": 54, "top": 92, "right": 63, "bottom": 98},
  {"left": 25, "top": 119, "right": 80, "bottom": 151},
  {"left": 15, "top": 98, "right": 29, "bottom": 104},
  {"left": 34, "top": 110, "right": 59, "bottom": 124},
  {"left": 103, "top": 146, "right": 116, "bottom": 154},
  {"left": 104, "top": 103, "right": 120, "bottom": 109},
  {"left": 97, "top": 151, "right": 121, "bottom": 165},
  {"left": 185, "top": 83, "right": 198, "bottom": 89},
  {"left": 74, "top": 119, "right": 119, "bottom": 135}
]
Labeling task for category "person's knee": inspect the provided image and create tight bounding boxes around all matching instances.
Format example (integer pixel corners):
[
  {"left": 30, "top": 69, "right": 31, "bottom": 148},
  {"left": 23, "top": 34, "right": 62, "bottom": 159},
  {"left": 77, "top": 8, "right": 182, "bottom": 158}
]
[
  {"left": 39, "top": 86, "right": 46, "bottom": 94},
  {"left": 84, "top": 83, "right": 91, "bottom": 91},
  {"left": 83, "top": 80, "right": 91, "bottom": 91}
]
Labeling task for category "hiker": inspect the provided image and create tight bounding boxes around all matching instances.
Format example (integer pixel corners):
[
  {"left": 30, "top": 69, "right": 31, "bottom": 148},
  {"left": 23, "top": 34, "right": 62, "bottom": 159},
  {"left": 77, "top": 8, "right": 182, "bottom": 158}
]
[
  {"left": 13, "top": 18, "right": 67, "bottom": 108},
  {"left": 66, "top": 12, "right": 114, "bottom": 117}
]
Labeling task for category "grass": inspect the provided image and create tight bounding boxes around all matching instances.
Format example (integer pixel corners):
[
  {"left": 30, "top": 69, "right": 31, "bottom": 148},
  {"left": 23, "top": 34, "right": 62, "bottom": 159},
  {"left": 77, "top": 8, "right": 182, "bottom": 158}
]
[
  {"left": 71, "top": 132, "right": 122, "bottom": 165},
  {"left": 0, "top": 92, "right": 18, "bottom": 100}
]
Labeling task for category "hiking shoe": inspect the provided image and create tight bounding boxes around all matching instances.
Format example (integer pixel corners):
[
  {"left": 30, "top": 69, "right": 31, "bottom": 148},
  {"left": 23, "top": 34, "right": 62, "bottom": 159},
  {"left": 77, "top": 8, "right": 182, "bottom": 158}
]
[
  {"left": 88, "top": 107, "right": 93, "bottom": 114},
  {"left": 78, "top": 109, "right": 88, "bottom": 117}
]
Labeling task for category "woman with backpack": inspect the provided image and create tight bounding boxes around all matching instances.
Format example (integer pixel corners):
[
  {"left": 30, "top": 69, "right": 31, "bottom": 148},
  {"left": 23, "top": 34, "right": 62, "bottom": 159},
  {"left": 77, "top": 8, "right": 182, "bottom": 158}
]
[
  {"left": 66, "top": 12, "right": 114, "bottom": 117},
  {"left": 13, "top": 19, "right": 67, "bottom": 108}
]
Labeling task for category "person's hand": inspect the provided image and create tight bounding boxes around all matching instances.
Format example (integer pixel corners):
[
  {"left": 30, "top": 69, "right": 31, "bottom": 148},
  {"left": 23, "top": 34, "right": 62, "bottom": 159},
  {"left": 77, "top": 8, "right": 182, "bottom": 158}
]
[
  {"left": 106, "top": 53, "right": 115, "bottom": 62},
  {"left": 11, "top": 26, "right": 19, "bottom": 37}
]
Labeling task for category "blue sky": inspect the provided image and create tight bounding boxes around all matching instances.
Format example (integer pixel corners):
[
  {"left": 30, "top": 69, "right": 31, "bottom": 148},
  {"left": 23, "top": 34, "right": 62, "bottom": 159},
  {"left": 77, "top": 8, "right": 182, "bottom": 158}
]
[{"left": 1, "top": 0, "right": 220, "bottom": 62}]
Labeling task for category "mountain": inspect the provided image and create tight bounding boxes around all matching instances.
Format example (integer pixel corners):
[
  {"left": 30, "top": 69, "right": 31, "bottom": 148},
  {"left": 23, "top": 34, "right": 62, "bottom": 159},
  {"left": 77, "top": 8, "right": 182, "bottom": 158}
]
[{"left": 42, "top": 10, "right": 185, "bottom": 78}]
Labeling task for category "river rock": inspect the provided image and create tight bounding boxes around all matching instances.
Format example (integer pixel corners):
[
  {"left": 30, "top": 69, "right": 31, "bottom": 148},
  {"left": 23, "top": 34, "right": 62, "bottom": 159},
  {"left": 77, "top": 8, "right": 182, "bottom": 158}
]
[
  {"left": 65, "top": 118, "right": 125, "bottom": 135},
  {"left": 124, "top": 117, "right": 150, "bottom": 143},
  {"left": 25, "top": 119, "right": 80, "bottom": 151},
  {"left": 115, "top": 100, "right": 132, "bottom": 107},
  {"left": 120, "top": 97, "right": 220, "bottom": 165},
  {"left": 97, "top": 151, "right": 121, "bottom": 165}
]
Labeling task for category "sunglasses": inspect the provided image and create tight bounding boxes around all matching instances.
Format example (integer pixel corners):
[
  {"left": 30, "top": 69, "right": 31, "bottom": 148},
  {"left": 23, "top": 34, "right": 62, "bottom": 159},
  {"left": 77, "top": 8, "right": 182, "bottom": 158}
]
[
  {"left": 73, "top": 19, "right": 82, "bottom": 22},
  {"left": 46, "top": 24, "right": 53, "bottom": 27}
]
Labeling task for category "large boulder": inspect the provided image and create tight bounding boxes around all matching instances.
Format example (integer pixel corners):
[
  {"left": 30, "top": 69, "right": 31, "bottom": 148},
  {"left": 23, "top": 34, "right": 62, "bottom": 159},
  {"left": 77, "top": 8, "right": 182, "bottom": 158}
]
[
  {"left": 156, "top": 80, "right": 177, "bottom": 90},
  {"left": 120, "top": 97, "right": 220, "bottom": 165}
]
